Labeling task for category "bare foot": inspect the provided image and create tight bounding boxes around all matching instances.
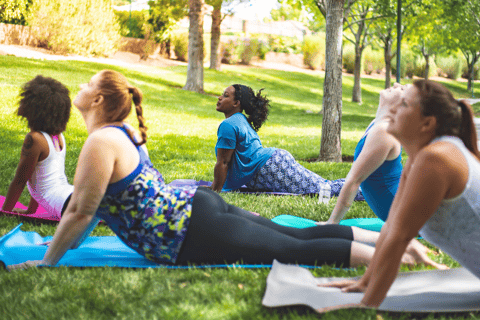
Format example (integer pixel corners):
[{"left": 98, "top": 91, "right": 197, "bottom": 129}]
[{"left": 405, "top": 241, "right": 449, "bottom": 270}]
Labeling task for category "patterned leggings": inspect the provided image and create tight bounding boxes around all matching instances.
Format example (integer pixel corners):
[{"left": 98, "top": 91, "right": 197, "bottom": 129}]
[{"left": 246, "top": 149, "right": 363, "bottom": 200}]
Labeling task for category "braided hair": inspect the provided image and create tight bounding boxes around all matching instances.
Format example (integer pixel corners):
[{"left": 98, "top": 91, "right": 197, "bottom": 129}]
[
  {"left": 232, "top": 84, "right": 270, "bottom": 132},
  {"left": 96, "top": 70, "right": 147, "bottom": 146}
]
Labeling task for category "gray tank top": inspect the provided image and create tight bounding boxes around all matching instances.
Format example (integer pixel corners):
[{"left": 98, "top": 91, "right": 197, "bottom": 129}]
[{"left": 420, "top": 136, "right": 480, "bottom": 279}]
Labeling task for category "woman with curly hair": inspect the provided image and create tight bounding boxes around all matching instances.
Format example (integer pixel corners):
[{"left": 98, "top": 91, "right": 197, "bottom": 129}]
[
  {"left": 1, "top": 75, "right": 73, "bottom": 220},
  {"left": 211, "top": 84, "right": 361, "bottom": 198}
]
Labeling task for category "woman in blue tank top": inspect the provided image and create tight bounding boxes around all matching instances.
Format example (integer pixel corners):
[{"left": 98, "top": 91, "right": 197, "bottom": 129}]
[{"left": 320, "top": 83, "right": 404, "bottom": 224}]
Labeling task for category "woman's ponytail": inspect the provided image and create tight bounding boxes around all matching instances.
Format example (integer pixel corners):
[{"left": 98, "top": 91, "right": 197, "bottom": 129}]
[{"left": 458, "top": 100, "right": 480, "bottom": 160}]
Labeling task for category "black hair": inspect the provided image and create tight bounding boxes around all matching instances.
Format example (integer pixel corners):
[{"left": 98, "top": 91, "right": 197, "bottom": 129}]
[
  {"left": 413, "top": 79, "right": 480, "bottom": 159},
  {"left": 232, "top": 84, "right": 270, "bottom": 132},
  {"left": 17, "top": 75, "right": 71, "bottom": 135}
]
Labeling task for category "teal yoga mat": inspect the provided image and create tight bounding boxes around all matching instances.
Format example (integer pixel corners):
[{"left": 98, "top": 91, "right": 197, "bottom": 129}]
[{"left": 271, "top": 215, "right": 384, "bottom": 232}]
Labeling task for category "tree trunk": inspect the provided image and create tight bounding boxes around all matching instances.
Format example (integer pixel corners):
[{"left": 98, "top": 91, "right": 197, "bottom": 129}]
[
  {"left": 319, "top": 0, "right": 344, "bottom": 163},
  {"left": 183, "top": 0, "right": 205, "bottom": 93},
  {"left": 384, "top": 42, "right": 391, "bottom": 88},
  {"left": 352, "top": 47, "right": 362, "bottom": 103},
  {"left": 424, "top": 53, "right": 430, "bottom": 80},
  {"left": 209, "top": 3, "right": 222, "bottom": 70},
  {"left": 468, "top": 59, "right": 474, "bottom": 92}
]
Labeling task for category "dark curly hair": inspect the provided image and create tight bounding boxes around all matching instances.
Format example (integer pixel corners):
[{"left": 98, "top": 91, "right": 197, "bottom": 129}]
[
  {"left": 232, "top": 84, "right": 270, "bottom": 132},
  {"left": 17, "top": 75, "right": 71, "bottom": 135},
  {"left": 414, "top": 79, "right": 480, "bottom": 159}
]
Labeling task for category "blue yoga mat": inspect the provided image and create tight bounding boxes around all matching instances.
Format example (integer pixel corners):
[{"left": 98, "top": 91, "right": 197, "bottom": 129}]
[
  {"left": 271, "top": 215, "right": 385, "bottom": 232},
  {"left": 0, "top": 224, "right": 322, "bottom": 270}
]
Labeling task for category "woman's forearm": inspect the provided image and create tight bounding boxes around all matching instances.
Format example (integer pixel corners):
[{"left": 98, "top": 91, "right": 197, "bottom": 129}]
[
  {"left": 42, "top": 209, "right": 94, "bottom": 266},
  {"left": 361, "top": 232, "right": 409, "bottom": 307},
  {"left": 211, "top": 162, "right": 228, "bottom": 192},
  {"left": 328, "top": 180, "right": 361, "bottom": 223},
  {"left": 2, "top": 179, "right": 27, "bottom": 212}
]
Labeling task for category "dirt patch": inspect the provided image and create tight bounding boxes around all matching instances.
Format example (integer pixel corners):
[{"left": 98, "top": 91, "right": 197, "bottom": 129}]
[{"left": 302, "top": 155, "right": 355, "bottom": 163}]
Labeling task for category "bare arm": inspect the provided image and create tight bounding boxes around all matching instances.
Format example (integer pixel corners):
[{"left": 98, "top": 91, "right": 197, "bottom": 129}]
[
  {"left": 211, "top": 148, "right": 235, "bottom": 192},
  {"left": 1, "top": 133, "right": 42, "bottom": 213},
  {"left": 326, "top": 124, "right": 399, "bottom": 223},
  {"left": 41, "top": 134, "right": 115, "bottom": 266}
]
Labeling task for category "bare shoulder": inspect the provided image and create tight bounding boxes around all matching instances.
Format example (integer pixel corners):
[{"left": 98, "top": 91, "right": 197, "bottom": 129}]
[
  {"left": 416, "top": 141, "right": 466, "bottom": 174},
  {"left": 21, "top": 131, "right": 48, "bottom": 158}
]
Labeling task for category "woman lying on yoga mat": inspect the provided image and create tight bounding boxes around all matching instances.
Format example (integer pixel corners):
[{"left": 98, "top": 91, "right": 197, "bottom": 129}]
[
  {"left": 319, "top": 83, "right": 404, "bottom": 224},
  {"left": 8, "top": 71, "right": 444, "bottom": 271},
  {"left": 0, "top": 75, "right": 74, "bottom": 220},
  {"left": 210, "top": 84, "right": 363, "bottom": 200},
  {"left": 319, "top": 80, "right": 480, "bottom": 311}
]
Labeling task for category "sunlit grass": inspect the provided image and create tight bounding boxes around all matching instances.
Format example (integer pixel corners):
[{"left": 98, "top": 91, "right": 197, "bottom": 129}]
[{"left": 0, "top": 55, "right": 478, "bottom": 319}]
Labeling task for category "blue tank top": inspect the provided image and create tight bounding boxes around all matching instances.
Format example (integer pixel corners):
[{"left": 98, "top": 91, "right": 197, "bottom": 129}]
[{"left": 353, "top": 122, "right": 402, "bottom": 221}]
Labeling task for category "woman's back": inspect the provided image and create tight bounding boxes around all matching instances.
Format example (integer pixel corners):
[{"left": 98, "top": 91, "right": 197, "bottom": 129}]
[{"left": 420, "top": 136, "right": 480, "bottom": 278}]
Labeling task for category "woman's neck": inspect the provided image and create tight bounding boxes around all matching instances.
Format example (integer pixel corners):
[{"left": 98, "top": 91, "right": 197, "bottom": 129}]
[{"left": 80, "top": 109, "right": 110, "bottom": 135}]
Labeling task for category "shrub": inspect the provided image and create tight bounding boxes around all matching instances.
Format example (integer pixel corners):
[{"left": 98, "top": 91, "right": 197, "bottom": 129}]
[
  {"left": 0, "top": 0, "right": 30, "bottom": 25},
  {"left": 268, "top": 35, "right": 302, "bottom": 54},
  {"left": 462, "top": 60, "right": 480, "bottom": 80},
  {"left": 239, "top": 38, "right": 263, "bottom": 65},
  {"left": 412, "top": 55, "right": 437, "bottom": 78},
  {"left": 26, "top": 0, "right": 121, "bottom": 56},
  {"left": 363, "top": 47, "right": 384, "bottom": 75},
  {"left": 392, "top": 48, "right": 416, "bottom": 78},
  {"left": 172, "top": 32, "right": 188, "bottom": 61},
  {"left": 436, "top": 54, "right": 463, "bottom": 80},
  {"left": 302, "top": 35, "right": 325, "bottom": 70},
  {"left": 114, "top": 9, "right": 149, "bottom": 39},
  {"left": 342, "top": 44, "right": 356, "bottom": 74},
  {"left": 220, "top": 39, "right": 240, "bottom": 65}
]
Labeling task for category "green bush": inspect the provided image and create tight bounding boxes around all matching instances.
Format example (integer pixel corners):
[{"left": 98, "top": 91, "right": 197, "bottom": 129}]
[
  {"left": 172, "top": 32, "right": 188, "bottom": 61},
  {"left": 302, "top": 35, "right": 325, "bottom": 70},
  {"left": 26, "top": 0, "right": 121, "bottom": 56},
  {"left": 462, "top": 60, "right": 480, "bottom": 80},
  {"left": 392, "top": 48, "right": 416, "bottom": 78},
  {"left": 114, "top": 9, "right": 149, "bottom": 39},
  {"left": 342, "top": 44, "right": 356, "bottom": 74},
  {"left": 239, "top": 38, "right": 266, "bottom": 64},
  {"left": 220, "top": 39, "right": 240, "bottom": 65},
  {"left": 363, "top": 47, "right": 384, "bottom": 75},
  {"left": 0, "top": 0, "right": 30, "bottom": 25},
  {"left": 436, "top": 54, "right": 463, "bottom": 80},
  {"left": 412, "top": 55, "right": 437, "bottom": 78},
  {"left": 268, "top": 35, "right": 302, "bottom": 54}
]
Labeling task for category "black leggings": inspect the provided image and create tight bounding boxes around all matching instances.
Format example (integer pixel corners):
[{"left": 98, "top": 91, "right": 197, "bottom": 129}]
[{"left": 176, "top": 188, "right": 354, "bottom": 267}]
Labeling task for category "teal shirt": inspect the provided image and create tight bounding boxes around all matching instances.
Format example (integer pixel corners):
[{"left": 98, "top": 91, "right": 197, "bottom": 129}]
[{"left": 215, "top": 113, "right": 276, "bottom": 191}]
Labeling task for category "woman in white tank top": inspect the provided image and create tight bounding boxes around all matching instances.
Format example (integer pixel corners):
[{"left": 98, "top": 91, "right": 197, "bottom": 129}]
[
  {"left": 1, "top": 75, "right": 73, "bottom": 220},
  {"left": 318, "top": 80, "right": 480, "bottom": 310}
]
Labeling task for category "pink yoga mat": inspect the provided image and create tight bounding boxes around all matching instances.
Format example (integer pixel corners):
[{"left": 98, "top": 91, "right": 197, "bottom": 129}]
[{"left": 0, "top": 196, "right": 60, "bottom": 221}]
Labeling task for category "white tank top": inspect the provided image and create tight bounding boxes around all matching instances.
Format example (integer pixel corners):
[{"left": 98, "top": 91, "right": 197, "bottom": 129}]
[
  {"left": 420, "top": 136, "right": 480, "bottom": 279},
  {"left": 27, "top": 132, "right": 74, "bottom": 217}
]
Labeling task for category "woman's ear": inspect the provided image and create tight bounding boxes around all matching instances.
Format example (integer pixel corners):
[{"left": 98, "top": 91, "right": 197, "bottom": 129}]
[
  {"left": 233, "top": 99, "right": 241, "bottom": 109},
  {"left": 92, "top": 95, "right": 104, "bottom": 108},
  {"left": 421, "top": 115, "right": 437, "bottom": 134}
]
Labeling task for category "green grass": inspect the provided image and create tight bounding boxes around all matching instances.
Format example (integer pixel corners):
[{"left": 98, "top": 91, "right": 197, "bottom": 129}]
[{"left": 1, "top": 55, "right": 479, "bottom": 319}]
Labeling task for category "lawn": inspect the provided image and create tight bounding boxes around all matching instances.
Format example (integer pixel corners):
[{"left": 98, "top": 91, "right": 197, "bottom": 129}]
[{"left": 0, "top": 55, "right": 479, "bottom": 319}]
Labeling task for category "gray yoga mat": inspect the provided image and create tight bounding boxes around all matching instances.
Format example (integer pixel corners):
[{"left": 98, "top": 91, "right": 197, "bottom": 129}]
[{"left": 262, "top": 260, "right": 480, "bottom": 313}]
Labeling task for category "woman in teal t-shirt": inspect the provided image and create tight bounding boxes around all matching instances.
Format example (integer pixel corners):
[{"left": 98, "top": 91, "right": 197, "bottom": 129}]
[{"left": 211, "top": 84, "right": 363, "bottom": 201}]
